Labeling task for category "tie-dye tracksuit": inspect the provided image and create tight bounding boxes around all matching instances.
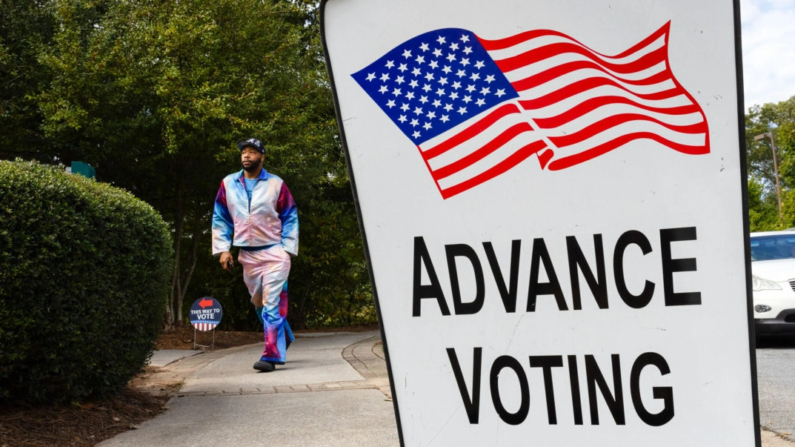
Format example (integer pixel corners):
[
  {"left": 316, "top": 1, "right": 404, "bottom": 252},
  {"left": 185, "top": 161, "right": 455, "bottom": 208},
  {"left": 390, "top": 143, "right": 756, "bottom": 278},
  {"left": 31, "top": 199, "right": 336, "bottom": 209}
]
[{"left": 212, "top": 168, "right": 299, "bottom": 364}]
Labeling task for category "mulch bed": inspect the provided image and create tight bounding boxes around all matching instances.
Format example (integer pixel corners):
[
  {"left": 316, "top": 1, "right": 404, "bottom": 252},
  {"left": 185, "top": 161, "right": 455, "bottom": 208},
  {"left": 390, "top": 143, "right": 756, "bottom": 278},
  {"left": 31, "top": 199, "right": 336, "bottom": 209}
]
[
  {"left": 1, "top": 324, "right": 380, "bottom": 446},
  {"left": 156, "top": 323, "right": 381, "bottom": 351},
  {"left": 155, "top": 324, "right": 263, "bottom": 350},
  {"left": 0, "top": 389, "right": 168, "bottom": 447}
]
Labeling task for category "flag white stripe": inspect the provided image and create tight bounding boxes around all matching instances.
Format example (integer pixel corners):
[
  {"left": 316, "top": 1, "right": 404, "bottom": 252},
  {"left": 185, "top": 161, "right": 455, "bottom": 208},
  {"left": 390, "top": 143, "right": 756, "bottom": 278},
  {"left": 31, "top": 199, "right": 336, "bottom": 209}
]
[
  {"left": 525, "top": 87, "right": 694, "bottom": 117},
  {"left": 485, "top": 34, "right": 583, "bottom": 60},
  {"left": 487, "top": 34, "right": 666, "bottom": 65},
  {"left": 545, "top": 105, "right": 704, "bottom": 135},
  {"left": 424, "top": 113, "right": 527, "bottom": 170},
  {"left": 503, "top": 52, "right": 668, "bottom": 83},
  {"left": 419, "top": 103, "right": 516, "bottom": 151},
  {"left": 517, "top": 70, "right": 676, "bottom": 99},
  {"left": 437, "top": 131, "right": 540, "bottom": 190},
  {"left": 556, "top": 121, "right": 706, "bottom": 154}
]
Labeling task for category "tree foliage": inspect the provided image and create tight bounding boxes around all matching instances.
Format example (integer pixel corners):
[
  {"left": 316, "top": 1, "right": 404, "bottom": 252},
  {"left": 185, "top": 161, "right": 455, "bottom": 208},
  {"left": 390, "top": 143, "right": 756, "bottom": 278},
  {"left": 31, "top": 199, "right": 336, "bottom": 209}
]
[
  {"left": 0, "top": 0, "right": 54, "bottom": 152},
  {"left": 746, "top": 95, "right": 795, "bottom": 232},
  {"left": 0, "top": 0, "right": 374, "bottom": 330}
]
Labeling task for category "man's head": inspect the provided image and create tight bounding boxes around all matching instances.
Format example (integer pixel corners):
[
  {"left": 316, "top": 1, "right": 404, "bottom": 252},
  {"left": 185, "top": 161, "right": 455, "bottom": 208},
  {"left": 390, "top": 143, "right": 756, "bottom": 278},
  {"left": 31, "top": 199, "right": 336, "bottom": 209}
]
[{"left": 237, "top": 138, "right": 265, "bottom": 173}]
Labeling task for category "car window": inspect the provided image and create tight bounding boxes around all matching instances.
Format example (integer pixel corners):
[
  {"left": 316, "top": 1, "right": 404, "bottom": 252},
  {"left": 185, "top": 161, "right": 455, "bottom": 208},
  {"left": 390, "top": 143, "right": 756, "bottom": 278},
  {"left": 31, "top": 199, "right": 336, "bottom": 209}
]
[{"left": 750, "top": 235, "right": 795, "bottom": 261}]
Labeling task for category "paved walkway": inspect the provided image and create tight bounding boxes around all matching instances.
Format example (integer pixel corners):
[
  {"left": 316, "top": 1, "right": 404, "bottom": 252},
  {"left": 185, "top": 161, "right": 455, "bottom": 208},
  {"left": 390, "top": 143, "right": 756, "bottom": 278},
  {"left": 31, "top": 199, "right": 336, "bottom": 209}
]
[
  {"left": 758, "top": 346, "right": 795, "bottom": 443},
  {"left": 102, "top": 330, "right": 791, "bottom": 447},
  {"left": 100, "top": 331, "right": 399, "bottom": 447}
]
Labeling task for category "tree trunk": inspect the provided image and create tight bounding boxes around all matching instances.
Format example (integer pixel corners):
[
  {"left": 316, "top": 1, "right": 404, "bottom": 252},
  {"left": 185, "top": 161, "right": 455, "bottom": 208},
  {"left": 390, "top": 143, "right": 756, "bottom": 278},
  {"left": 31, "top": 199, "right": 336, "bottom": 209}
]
[
  {"left": 169, "top": 186, "right": 185, "bottom": 328},
  {"left": 176, "top": 215, "right": 200, "bottom": 322},
  {"left": 295, "top": 279, "right": 314, "bottom": 330}
]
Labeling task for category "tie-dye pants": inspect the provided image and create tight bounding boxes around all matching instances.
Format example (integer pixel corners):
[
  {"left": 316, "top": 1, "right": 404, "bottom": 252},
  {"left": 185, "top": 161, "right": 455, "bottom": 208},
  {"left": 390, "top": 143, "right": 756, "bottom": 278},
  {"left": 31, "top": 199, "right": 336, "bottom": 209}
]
[{"left": 238, "top": 245, "right": 295, "bottom": 364}]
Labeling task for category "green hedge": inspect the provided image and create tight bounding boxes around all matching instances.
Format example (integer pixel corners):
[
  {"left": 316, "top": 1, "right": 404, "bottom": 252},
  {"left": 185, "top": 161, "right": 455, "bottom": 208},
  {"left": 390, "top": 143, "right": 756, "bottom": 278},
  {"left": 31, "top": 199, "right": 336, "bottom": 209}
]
[{"left": 0, "top": 160, "right": 172, "bottom": 404}]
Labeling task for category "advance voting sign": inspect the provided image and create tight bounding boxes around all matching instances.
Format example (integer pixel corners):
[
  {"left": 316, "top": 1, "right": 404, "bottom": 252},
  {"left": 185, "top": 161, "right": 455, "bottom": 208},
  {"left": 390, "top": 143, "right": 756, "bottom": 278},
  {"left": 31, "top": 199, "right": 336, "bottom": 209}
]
[{"left": 321, "top": 0, "right": 758, "bottom": 446}]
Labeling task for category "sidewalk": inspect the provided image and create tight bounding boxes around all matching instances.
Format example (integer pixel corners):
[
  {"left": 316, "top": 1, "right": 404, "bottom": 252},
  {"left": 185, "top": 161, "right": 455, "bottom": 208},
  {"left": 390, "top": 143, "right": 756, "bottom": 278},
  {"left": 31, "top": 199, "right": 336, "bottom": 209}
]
[
  {"left": 100, "top": 331, "right": 399, "bottom": 447},
  {"left": 101, "top": 330, "right": 790, "bottom": 447}
]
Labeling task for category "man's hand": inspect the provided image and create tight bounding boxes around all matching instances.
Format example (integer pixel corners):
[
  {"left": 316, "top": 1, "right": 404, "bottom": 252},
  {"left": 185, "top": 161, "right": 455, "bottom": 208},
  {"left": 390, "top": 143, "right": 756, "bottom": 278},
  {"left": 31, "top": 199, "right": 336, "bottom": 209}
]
[{"left": 219, "top": 251, "right": 234, "bottom": 271}]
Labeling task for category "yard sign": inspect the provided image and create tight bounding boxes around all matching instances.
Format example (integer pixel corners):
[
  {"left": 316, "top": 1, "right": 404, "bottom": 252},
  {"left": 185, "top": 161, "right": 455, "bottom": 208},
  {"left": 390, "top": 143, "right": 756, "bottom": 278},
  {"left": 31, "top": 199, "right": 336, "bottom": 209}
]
[{"left": 321, "top": 0, "right": 759, "bottom": 445}]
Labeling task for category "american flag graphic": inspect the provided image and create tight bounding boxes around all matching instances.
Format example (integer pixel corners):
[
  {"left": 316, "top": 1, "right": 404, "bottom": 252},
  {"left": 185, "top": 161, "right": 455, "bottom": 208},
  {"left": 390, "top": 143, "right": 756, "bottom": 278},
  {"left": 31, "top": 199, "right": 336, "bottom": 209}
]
[
  {"left": 352, "top": 22, "right": 709, "bottom": 199},
  {"left": 192, "top": 322, "right": 219, "bottom": 332}
]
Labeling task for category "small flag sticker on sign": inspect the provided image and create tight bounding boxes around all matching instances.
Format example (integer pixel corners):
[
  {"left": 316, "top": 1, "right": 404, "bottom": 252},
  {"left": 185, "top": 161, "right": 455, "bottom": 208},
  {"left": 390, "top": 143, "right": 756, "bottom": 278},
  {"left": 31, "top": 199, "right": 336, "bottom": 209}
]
[{"left": 352, "top": 23, "right": 709, "bottom": 199}]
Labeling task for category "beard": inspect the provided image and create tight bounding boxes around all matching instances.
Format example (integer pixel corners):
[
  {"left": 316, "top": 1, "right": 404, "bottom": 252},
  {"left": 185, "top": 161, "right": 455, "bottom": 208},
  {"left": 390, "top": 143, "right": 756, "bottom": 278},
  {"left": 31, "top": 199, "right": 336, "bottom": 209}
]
[{"left": 242, "top": 159, "right": 262, "bottom": 173}]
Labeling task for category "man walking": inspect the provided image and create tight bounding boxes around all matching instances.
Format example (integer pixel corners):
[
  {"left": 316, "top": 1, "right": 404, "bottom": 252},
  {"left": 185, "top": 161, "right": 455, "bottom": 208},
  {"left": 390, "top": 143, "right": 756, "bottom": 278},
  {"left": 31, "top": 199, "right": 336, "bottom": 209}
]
[{"left": 212, "top": 138, "right": 299, "bottom": 372}]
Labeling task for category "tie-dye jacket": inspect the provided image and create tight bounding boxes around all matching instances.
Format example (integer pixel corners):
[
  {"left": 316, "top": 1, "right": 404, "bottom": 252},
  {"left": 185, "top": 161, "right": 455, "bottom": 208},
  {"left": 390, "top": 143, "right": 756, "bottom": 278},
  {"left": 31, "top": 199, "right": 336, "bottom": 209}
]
[{"left": 212, "top": 169, "right": 298, "bottom": 256}]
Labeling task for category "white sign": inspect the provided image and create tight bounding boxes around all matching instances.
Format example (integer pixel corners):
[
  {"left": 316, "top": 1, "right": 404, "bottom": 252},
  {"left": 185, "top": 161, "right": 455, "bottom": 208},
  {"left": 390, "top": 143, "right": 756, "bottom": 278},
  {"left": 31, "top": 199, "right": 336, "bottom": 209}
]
[{"left": 321, "top": 0, "right": 758, "bottom": 445}]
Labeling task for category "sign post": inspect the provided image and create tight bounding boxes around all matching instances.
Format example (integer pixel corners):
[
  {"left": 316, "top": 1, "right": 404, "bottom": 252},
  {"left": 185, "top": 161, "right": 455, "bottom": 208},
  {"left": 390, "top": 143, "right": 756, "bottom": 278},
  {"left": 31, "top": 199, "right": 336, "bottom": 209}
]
[
  {"left": 321, "top": 0, "right": 758, "bottom": 445},
  {"left": 190, "top": 297, "right": 223, "bottom": 350}
]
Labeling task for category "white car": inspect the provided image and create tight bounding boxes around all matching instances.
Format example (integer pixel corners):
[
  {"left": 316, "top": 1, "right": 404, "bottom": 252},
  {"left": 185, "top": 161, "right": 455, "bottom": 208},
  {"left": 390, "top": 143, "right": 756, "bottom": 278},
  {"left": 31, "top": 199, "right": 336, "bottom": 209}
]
[{"left": 751, "top": 230, "right": 795, "bottom": 335}]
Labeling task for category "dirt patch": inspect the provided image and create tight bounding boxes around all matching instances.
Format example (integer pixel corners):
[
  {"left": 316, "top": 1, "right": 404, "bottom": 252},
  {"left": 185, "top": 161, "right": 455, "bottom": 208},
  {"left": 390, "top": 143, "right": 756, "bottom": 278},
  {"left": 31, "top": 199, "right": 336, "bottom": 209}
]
[
  {"left": 0, "top": 388, "right": 168, "bottom": 447},
  {"left": 127, "top": 366, "right": 184, "bottom": 397}
]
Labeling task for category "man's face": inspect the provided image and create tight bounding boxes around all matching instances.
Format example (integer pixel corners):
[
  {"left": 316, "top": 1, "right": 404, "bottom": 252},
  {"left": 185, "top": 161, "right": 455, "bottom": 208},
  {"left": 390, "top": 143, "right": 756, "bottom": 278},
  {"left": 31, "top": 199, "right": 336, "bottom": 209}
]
[{"left": 241, "top": 147, "right": 263, "bottom": 171}]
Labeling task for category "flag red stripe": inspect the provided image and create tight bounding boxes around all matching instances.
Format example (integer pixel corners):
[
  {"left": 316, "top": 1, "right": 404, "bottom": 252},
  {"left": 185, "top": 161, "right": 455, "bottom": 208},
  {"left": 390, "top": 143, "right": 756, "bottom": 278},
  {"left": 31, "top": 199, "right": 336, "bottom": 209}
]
[
  {"left": 479, "top": 29, "right": 571, "bottom": 51},
  {"left": 422, "top": 103, "right": 521, "bottom": 159},
  {"left": 548, "top": 131, "right": 709, "bottom": 171},
  {"left": 431, "top": 122, "right": 534, "bottom": 180},
  {"left": 511, "top": 60, "right": 671, "bottom": 93},
  {"left": 548, "top": 113, "right": 706, "bottom": 148},
  {"left": 518, "top": 76, "right": 681, "bottom": 110},
  {"left": 610, "top": 22, "right": 670, "bottom": 60},
  {"left": 479, "top": 22, "right": 670, "bottom": 60},
  {"left": 441, "top": 140, "right": 547, "bottom": 198},
  {"left": 496, "top": 43, "right": 666, "bottom": 75},
  {"left": 533, "top": 96, "right": 700, "bottom": 129}
]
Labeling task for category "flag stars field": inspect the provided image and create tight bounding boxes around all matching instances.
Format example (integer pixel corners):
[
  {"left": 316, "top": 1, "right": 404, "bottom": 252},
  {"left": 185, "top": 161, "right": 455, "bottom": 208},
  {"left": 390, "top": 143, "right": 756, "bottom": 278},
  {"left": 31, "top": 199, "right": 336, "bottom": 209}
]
[{"left": 353, "top": 28, "right": 519, "bottom": 143}]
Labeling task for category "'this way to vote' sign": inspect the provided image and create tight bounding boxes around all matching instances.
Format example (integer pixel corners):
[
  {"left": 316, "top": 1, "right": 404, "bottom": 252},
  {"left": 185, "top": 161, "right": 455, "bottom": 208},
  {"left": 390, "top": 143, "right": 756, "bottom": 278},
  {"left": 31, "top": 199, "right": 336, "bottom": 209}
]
[
  {"left": 190, "top": 297, "right": 223, "bottom": 332},
  {"left": 321, "top": 0, "right": 758, "bottom": 446}
]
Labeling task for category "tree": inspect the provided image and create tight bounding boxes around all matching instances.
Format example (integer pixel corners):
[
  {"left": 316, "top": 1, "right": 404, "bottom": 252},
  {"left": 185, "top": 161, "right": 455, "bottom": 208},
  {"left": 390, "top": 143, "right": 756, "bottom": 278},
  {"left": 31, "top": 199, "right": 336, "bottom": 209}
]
[
  {"left": 748, "top": 176, "right": 780, "bottom": 232},
  {"left": 1, "top": 0, "right": 375, "bottom": 330},
  {"left": 746, "top": 95, "right": 795, "bottom": 231},
  {"left": 0, "top": 0, "right": 55, "bottom": 154}
]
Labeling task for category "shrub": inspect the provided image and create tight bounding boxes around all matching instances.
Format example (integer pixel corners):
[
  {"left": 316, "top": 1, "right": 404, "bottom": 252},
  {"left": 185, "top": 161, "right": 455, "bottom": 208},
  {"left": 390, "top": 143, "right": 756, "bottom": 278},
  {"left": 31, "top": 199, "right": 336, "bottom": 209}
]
[{"left": 0, "top": 160, "right": 172, "bottom": 404}]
